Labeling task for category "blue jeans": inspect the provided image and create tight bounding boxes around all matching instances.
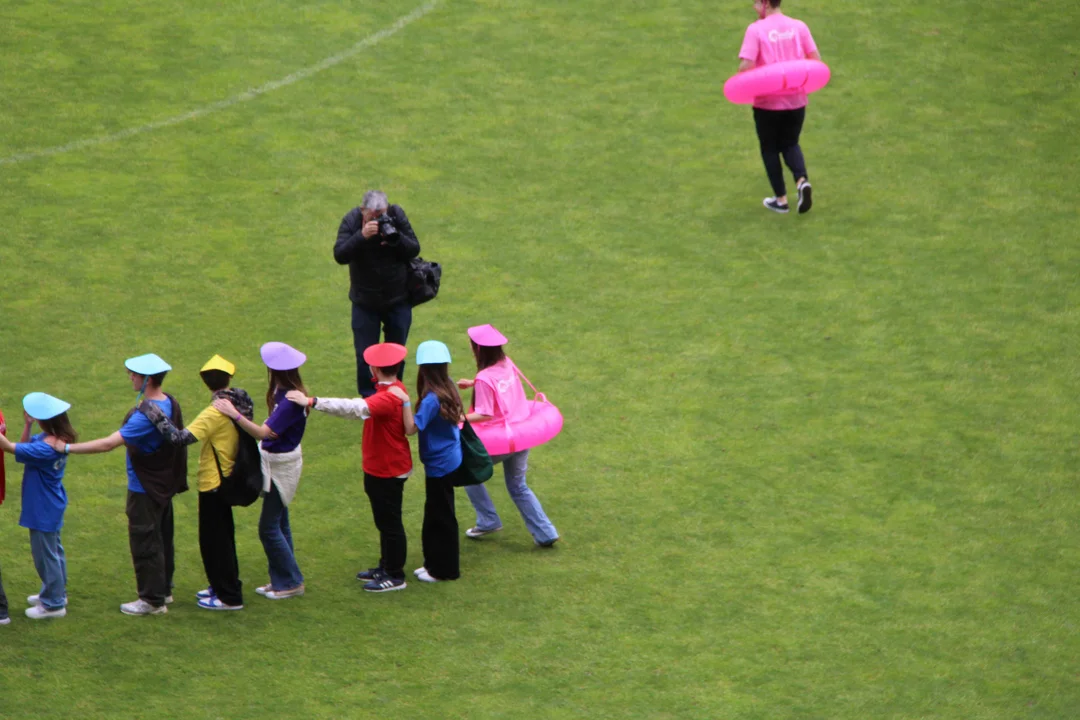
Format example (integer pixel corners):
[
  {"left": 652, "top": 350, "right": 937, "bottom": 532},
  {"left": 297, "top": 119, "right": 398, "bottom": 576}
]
[
  {"left": 464, "top": 450, "right": 558, "bottom": 544},
  {"left": 352, "top": 302, "right": 412, "bottom": 396},
  {"left": 29, "top": 530, "right": 67, "bottom": 610},
  {"left": 258, "top": 484, "right": 304, "bottom": 591}
]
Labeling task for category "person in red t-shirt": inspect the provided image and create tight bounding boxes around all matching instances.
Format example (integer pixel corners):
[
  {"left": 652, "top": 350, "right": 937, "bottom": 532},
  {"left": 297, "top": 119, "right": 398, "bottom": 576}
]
[{"left": 285, "top": 343, "right": 414, "bottom": 593}]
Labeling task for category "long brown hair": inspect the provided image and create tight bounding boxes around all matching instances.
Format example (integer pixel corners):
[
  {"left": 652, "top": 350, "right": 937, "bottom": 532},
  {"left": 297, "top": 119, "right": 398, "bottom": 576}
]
[
  {"left": 416, "top": 364, "right": 463, "bottom": 423},
  {"left": 39, "top": 412, "right": 78, "bottom": 444},
  {"left": 470, "top": 340, "right": 506, "bottom": 372},
  {"left": 266, "top": 368, "right": 307, "bottom": 413}
]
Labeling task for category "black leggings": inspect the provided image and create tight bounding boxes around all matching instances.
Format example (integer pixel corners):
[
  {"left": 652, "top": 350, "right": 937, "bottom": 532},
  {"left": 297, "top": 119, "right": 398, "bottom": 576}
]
[{"left": 753, "top": 107, "right": 808, "bottom": 198}]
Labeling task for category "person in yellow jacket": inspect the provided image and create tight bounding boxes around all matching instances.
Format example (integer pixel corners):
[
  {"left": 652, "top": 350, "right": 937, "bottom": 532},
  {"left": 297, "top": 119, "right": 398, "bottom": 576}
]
[{"left": 141, "top": 355, "right": 252, "bottom": 611}]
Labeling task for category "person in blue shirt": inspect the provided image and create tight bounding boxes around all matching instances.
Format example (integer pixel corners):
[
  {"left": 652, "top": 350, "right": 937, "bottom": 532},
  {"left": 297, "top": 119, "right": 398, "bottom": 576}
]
[
  {"left": 59, "top": 354, "right": 187, "bottom": 616},
  {"left": 0, "top": 393, "right": 78, "bottom": 620},
  {"left": 399, "top": 341, "right": 465, "bottom": 582}
]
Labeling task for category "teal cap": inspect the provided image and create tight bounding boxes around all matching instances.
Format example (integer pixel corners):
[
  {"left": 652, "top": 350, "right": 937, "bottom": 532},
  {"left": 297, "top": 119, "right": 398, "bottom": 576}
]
[
  {"left": 23, "top": 392, "right": 71, "bottom": 421},
  {"left": 125, "top": 353, "right": 172, "bottom": 376},
  {"left": 416, "top": 340, "right": 452, "bottom": 365}
]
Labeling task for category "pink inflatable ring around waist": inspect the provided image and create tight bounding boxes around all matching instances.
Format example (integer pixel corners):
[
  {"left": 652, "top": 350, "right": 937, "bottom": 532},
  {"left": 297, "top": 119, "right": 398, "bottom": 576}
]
[
  {"left": 469, "top": 394, "right": 564, "bottom": 456},
  {"left": 723, "top": 59, "right": 831, "bottom": 105}
]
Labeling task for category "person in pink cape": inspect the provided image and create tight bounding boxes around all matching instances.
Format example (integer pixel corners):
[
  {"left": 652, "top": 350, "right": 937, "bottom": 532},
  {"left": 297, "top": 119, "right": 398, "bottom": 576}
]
[
  {"left": 737, "top": 0, "right": 821, "bottom": 215},
  {"left": 457, "top": 324, "right": 559, "bottom": 547}
]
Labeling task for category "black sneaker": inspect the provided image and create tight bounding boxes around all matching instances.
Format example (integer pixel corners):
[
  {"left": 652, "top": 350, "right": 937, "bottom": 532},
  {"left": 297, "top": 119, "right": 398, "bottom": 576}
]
[
  {"left": 356, "top": 567, "right": 385, "bottom": 582},
  {"left": 363, "top": 576, "right": 407, "bottom": 593},
  {"left": 763, "top": 197, "right": 789, "bottom": 214},
  {"left": 797, "top": 182, "right": 812, "bottom": 214}
]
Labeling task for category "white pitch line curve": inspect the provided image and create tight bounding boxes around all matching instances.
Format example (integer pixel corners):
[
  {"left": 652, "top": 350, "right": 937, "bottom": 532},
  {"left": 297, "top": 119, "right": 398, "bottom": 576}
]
[{"left": 0, "top": 1, "right": 440, "bottom": 167}]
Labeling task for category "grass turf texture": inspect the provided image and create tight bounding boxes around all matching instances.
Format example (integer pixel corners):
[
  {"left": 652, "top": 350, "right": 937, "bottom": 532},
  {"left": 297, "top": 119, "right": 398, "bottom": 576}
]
[{"left": 0, "top": 0, "right": 1078, "bottom": 717}]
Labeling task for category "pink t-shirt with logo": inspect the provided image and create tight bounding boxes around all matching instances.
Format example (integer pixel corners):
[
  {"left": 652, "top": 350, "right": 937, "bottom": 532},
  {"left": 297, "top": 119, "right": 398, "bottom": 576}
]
[
  {"left": 738, "top": 13, "right": 818, "bottom": 111},
  {"left": 473, "top": 358, "right": 530, "bottom": 424}
]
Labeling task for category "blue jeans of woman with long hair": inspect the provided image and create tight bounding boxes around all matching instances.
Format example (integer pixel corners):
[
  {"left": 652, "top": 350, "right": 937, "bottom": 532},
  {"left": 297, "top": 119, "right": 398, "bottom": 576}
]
[
  {"left": 464, "top": 450, "right": 558, "bottom": 544},
  {"left": 259, "top": 484, "right": 304, "bottom": 590}
]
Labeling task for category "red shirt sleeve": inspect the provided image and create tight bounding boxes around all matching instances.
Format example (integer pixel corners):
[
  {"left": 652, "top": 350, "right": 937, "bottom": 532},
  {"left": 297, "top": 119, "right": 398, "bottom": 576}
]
[{"left": 365, "top": 391, "right": 400, "bottom": 420}]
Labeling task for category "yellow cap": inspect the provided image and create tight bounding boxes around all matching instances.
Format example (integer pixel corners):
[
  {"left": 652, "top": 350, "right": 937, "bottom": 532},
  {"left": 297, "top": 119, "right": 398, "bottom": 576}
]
[{"left": 200, "top": 354, "right": 236, "bottom": 376}]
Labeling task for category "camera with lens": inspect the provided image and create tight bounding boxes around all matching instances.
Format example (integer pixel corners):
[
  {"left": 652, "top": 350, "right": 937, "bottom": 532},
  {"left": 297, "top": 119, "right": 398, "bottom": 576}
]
[{"left": 376, "top": 213, "right": 398, "bottom": 239}]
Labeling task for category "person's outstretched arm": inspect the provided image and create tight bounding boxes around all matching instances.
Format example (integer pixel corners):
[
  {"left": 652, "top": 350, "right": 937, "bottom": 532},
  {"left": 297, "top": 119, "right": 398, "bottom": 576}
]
[
  {"left": 286, "top": 390, "right": 371, "bottom": 422},
  {"left": 212, "top": 398, "right": 276, "bottom": 440},
  {"left": 387, "top": 387, "right": 416, "bottom": 436},
  {"left": 140, "top": 399, "right": 199, "bottom": 446},
  {"left": 62, "top": 432, "right": 125, "bottom": 455}
]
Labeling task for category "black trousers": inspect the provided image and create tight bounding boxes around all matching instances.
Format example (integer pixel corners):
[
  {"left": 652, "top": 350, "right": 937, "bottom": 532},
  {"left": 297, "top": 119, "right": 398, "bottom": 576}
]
[
  {"left": 126, "top": 490, "right": 175, "bottom": 608},
  {"left": 199, "top": 490, "right": 243, "bottom": 606},
  {"left": 423, "top": 468, "right": 461, "bottom": 580},
  {"left": 363, "top": 474, "right": 408, "bottom": 580},
  {"left": 0, "top": 560, "right": 8, "bottom": 619},
  {"left": 753, "top": 106, "right": 808, "bottom": 198},
  {"left": 352, "top": 302, "right": 412, "bottom": 397}
]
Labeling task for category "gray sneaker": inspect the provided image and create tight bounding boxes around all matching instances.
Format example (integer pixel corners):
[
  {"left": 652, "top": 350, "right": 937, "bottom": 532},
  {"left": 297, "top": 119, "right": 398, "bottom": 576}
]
[
  {"left": 120, "top": 599, "right": 167, "bottom": 616},
  {"left": 465, "top": 526, "right": 502, "bottom": 539},
  {"left": 26, "top": 604, "right": 67, "bottom": 620}
]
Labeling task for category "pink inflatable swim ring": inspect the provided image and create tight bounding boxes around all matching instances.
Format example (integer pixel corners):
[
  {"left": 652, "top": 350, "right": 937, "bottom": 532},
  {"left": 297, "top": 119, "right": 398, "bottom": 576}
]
[
  {"left": 466, "top": 356, "right": 563, "bottom": 456},
  {"left": 723, "top": 59, "right": 831, "bottom": 105}
]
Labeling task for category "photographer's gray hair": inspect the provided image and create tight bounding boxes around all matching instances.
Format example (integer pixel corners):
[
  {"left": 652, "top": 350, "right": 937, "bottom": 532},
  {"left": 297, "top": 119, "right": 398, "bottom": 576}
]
[{"left": 362, "top": 190, "right": 389, "bottom": 212}]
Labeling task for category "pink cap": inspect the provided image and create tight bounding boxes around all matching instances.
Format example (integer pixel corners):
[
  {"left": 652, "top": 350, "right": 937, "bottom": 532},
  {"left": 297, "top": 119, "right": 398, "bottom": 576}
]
[
  {"left": 260, "top": 342, "right": 307, "bottom": 371},
  {"left": 468, "top": 324, "right": 508, "bottom": 347}
]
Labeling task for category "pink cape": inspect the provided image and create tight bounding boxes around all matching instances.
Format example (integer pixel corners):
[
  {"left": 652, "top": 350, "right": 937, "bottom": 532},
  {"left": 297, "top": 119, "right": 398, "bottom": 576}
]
[{"left": 723, "top": 59, "right": 831, "bottom": 105}]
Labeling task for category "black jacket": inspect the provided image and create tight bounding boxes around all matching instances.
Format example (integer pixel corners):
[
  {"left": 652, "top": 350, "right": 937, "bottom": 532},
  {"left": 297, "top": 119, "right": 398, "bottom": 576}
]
[{"left": 334, "top": 204, "right": 420, "bottom": 310}]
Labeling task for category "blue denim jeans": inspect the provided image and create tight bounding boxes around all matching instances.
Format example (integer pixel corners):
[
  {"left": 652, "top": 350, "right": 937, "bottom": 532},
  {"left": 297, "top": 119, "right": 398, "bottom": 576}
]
[
  {"left": 464, "top": 450, "right": 558, "bottom": 544},
  {"left": 258, "top": 484, "right": 304, "bottom": 591},
  {"left": 29, "top": 530, "right": 67, "bottom": 610}
]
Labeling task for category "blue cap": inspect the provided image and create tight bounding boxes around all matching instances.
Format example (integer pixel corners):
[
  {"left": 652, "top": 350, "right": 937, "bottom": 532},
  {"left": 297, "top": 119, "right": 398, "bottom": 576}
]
[
  {"left": 125, "top": 353, "right": 172, "bottom": 376},
  {"left": 416, "top": 340, "right": 452, "bottom": 365},
  {"left": 23, "top": 392, "right": 71, "bottom": 421}
]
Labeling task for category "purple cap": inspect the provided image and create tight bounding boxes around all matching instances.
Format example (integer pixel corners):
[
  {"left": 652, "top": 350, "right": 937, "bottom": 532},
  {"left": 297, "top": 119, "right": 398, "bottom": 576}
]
[{"left": 260, "top": 342, "right": 307, "bottom": 371}]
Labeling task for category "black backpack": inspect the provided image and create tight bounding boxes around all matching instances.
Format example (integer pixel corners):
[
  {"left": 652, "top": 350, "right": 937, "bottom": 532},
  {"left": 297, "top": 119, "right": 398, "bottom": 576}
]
[
  {"left": 210, "top": 423, "right": 264, "bottom": 507},
  {"left": 407, "top": 257, "right": 441, "bottom": 307}
]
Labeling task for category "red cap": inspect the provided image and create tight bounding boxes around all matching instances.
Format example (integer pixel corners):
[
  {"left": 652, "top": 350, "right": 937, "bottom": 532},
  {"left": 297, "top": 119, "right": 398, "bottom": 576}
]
[{"left": 363, "top": 343, "right": 408, "bottom": 367}]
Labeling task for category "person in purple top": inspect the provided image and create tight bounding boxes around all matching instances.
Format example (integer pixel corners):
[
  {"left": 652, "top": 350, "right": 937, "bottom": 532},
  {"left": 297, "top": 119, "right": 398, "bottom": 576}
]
[{"left": 214, "top": 342, "right": 309, "bottom": 601}]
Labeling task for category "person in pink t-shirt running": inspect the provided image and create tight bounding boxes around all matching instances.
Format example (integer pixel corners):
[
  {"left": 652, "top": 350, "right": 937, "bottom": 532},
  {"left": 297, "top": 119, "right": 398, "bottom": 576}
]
[{"left": 738, "top": 0, "right": 822, "bottom": 214}]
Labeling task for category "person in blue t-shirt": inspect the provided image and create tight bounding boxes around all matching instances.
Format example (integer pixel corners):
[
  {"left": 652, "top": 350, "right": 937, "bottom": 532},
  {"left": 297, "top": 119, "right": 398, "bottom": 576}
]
[
  {"left": 398, "top": 341, "right": 465, "bottom": 582},
  {"left": 59, "top": 353, "right": 185, "bottom": 616},
  {"left": 0, "top": 393, "right": 78, "bottom": 621}
]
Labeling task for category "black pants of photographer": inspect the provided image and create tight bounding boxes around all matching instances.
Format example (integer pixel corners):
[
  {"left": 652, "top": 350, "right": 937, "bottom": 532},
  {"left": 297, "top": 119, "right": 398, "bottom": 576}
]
[
  {"left": 754, "top": 106, "right": 808, "bottom": 198},
  {"left": 126, "top": 490, "right": 175, "bottom": 608},
  {"left": 352, "top": 302, "right": 411, "bottom": 397},
  {"left": 199, "top": 490, "right": 242, "bottom": 606}
]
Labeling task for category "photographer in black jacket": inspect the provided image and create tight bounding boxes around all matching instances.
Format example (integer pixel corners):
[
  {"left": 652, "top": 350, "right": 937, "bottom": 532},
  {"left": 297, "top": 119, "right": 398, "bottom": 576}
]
[{"left": 334, "top": 190, "right": 421, "bottom": 396}]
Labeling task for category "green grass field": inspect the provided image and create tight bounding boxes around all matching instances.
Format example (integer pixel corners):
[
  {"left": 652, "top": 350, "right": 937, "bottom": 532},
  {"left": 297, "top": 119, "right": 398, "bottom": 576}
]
[{"left": 1, "top": 0, "right": 1078, "bottom": 717}]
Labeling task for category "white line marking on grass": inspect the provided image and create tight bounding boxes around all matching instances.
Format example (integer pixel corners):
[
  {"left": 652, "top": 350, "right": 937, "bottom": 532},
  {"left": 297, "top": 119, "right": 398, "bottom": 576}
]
[{"left": 0, "top": 1, "right": 440, "bottom": 166}]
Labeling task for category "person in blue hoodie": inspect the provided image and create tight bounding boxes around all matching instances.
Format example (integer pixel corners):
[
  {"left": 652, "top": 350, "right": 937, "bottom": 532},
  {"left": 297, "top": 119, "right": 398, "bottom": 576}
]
[{"left": 0, "top": 393, "right": 77, "bottom": 620}]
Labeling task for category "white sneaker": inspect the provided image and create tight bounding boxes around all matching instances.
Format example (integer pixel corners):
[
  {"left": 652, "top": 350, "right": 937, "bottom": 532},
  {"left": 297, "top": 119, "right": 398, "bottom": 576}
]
[
  {"left": 0, "top": 616, "right": 10, "bottom": 625},
  {"left": 165, "top": 595, "right": 174, "bottom": 605},
  {"left": 465, "top": 526, "right": 502, "bottom": 539},
  {"left": 26, "top": 604, "right": 67, "bottom": 620},
  {"left": 414, "top": 568, "right": 438, "bottom": 583},
  {"left": 265, "top": 585, "right": 305, "bottom": 600},
  {"left": 255, "top": 584, "right": 272, "bottom": 597},
  {"left": 27, "top": 594, "right": 67, "bottom": 607},
  {"left": 120, "top": 599, "right": 168, "bottom": 616}
]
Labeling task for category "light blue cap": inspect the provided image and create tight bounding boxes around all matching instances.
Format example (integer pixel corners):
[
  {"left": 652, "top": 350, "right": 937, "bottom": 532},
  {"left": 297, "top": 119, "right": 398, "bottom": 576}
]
[
  {"left": 416, "top": 340, "right": 452, "bottom": 365},
  {"left": 125, "top": 353, "right": 172, "bottom": 376},
  {"left": 23, "top": 392, "right": 71, "bottom": 421}
]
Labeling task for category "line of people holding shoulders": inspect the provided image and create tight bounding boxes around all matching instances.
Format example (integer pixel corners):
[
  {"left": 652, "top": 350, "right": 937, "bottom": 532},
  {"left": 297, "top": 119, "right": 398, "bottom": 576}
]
[{"left": 0, "top": 323, "right": 559, "bottom": 623}]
